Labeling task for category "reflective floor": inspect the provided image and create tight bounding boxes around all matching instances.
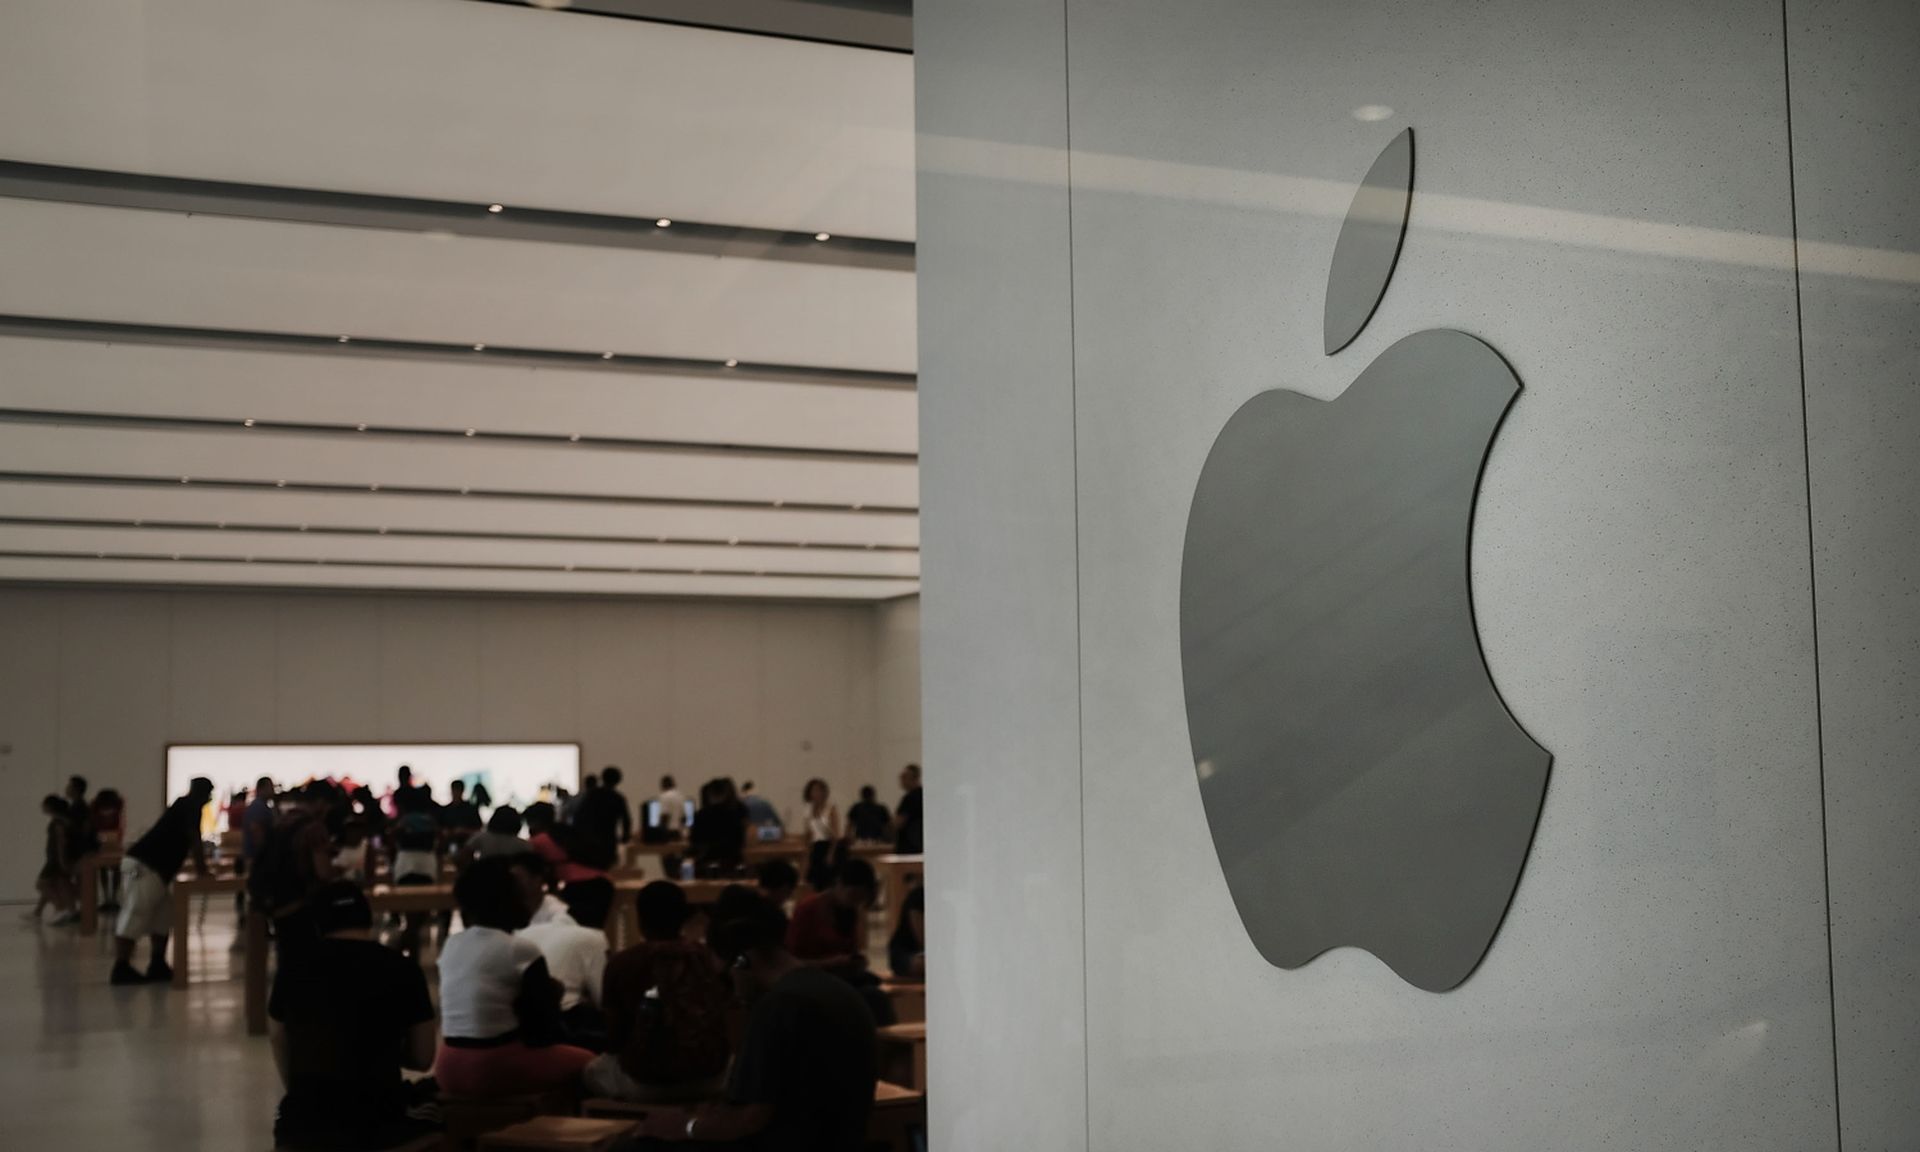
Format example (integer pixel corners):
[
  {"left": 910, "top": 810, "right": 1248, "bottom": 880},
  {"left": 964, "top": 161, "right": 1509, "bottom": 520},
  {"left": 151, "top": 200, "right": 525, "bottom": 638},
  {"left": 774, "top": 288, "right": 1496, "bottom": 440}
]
[{"left": 2, "top": 902, "right": 279, "bottom": 1151}]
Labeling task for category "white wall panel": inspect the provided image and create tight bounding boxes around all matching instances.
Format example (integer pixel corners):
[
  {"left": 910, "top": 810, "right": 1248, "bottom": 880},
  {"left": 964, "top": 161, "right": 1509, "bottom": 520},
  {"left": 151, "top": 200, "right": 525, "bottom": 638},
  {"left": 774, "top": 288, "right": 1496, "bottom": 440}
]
[
  {"left": 478, "top": 601, "right": 578, "bottom": 742},
  {"left": 572, "top": 601, "right": 676, "bottom": 786},
  {"left": 1062, "top": 1, "right": 1832, "bottom": 1148},
  {"left": 668, "top": 606, "right": 764, "bottom": 783},
  {"left": 760, "top": 609, "right": 868, "bottom": 812},
  {"left": 0, "top": 338, "right": 918, "bottom": 455},
  {"left": 0, "top": 423, "right": 918, "bottom": 508},
  {"left": 1789, "top": 1, "right": 1920, "bottom": 1146},
  {"left": 0, "top": 0, "right": 915, "bottom": 240},
  {"left": 0, "top": 591, "right": 64, "bottom": 893},
  {"left": 0, "top": 199, "right": 918, "bottom": 373},
  {"left": 57, "top": 593, "right": 172, "bottom": 832},
  {"left": 168, "top": 594, "right": 277, "bottom": 742},
  {"left": 0, "top": 482, "right": 920, "bottom": 551},
  {"left": 273, "top": 595, "right": 383, "bottom": 742},
  {"left": 871, "top": 595, "right": 922, "bottom": 772},
  {"left": 915, "top": 1, "right": 1089, "bottom": 1147}
]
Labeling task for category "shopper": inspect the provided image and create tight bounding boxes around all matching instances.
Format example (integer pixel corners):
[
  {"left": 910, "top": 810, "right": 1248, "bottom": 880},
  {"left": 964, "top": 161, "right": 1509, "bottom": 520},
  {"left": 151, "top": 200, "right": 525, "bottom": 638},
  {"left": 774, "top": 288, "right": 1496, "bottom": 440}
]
[{"left": 111, "top": 777, "right": 214, "bottom": 985}]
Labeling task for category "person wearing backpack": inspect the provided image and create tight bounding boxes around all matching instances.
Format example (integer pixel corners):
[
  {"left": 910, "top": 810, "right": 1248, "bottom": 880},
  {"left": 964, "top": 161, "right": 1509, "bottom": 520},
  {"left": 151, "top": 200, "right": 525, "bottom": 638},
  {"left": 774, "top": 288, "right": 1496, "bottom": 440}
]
[
  {"left": 247, "top": 784, "right": 336, "bottom": 963},
  {"left": 586, "top": 881, "right": 733, "bottom": 1103}
]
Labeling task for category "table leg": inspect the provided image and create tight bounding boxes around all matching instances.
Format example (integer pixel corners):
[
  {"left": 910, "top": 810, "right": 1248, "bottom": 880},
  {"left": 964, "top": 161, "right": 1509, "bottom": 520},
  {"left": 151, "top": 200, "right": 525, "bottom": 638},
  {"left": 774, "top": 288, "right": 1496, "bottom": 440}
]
[
  {"left": 244, "top": 911, "right": 269, "bottom": 1035},
  {"left": 171, "top": 883, "right": 191, "bottom": 988},
  {"left": 79, "top": 855, "right": 99, "bottom": 936}
]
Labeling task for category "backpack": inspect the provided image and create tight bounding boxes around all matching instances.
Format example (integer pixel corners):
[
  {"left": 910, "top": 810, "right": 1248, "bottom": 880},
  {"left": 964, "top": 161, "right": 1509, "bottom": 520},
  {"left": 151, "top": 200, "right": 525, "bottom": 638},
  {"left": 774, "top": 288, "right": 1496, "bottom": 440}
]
[{"left": 630, "top": 946, "right": 733, "bottom": 1083}]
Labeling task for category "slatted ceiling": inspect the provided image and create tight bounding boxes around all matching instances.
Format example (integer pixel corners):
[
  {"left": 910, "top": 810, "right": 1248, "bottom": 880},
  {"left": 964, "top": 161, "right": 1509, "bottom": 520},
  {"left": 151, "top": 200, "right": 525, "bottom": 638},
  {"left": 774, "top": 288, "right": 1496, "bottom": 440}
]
[
  {"left": 0, "top": 556, "right": 917, "bottom": 601},
  {"left": 0, "top": 482, "right": 921, "bottom": 551},
  {"left": 0, "top": 524, "right": 920, "bottom": 578},
  {"left": 0, "top": 2, "right": 918, "bottom": 599},
  {"left": 0, "top": 199, "right": 919, "bottom": 374},
  {"left": 0, "top": 0, "right": 915, "bottom": 240},
  {"left": 0, "top": 423, "right": 918, "bottom": 509},
  {"left": 0, "top": 338, "right": 918, "bottom": 456}
]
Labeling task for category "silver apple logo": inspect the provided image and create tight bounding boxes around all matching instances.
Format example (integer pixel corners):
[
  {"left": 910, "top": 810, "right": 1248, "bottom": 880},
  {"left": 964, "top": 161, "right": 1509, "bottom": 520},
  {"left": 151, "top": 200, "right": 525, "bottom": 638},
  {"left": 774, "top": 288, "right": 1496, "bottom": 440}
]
[{"left": 1179, "top": 129, "right": 1551, "bottom": 992}]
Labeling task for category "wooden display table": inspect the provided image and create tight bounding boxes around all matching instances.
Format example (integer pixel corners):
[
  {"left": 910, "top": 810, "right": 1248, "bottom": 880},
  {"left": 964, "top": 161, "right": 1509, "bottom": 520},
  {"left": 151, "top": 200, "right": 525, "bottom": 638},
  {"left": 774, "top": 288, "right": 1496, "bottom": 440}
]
[
  {"left": 876, "top": 853, "right": 923, "bottom": 914},
  {"left": 76, "top": 849, "right": 123, "bottom": 936},
  {"left": 168, "top": 871, "right": 244, "bottom": 988},
  {"left": 478, "top": 1116, "right": 638, "bottom": 1150},
  {"left": 876, "top": 1021, "right": 928, "bottom": 1091}
]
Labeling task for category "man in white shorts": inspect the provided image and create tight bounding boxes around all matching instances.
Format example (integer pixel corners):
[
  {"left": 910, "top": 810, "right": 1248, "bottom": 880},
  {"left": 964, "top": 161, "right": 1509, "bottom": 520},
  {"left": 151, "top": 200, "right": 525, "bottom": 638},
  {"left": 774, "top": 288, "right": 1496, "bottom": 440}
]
[{"left": 112, "top": 777, "right": 214, "bottom": 985}]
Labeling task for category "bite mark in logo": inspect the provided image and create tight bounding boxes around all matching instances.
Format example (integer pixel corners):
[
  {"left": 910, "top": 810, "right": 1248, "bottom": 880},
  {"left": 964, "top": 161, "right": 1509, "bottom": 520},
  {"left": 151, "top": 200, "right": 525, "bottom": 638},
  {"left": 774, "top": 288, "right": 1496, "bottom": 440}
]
[{"left": 1178, "top": 129, "right": 1550, "bottom": 992}]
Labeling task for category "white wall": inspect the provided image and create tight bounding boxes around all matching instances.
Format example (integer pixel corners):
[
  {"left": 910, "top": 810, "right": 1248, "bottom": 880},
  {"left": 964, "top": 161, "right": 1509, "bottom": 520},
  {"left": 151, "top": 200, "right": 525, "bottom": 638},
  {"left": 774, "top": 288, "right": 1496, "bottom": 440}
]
[
  {"left": 871, "top": 595, "right": 924, "bottom": 774},
  {"left": 919, "top": 0, "right": 1918, "bottom": 1148},
  {"left": 0, "top": 586, "right": 920, "bottom": 898}
]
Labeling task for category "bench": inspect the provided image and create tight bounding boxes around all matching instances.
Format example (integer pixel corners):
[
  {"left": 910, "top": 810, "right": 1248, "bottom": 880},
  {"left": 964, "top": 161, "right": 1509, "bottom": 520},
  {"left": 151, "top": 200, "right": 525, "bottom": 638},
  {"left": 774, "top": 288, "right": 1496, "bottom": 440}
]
[
  {"left": 869, "top": 1080, "right": 927, "bottom": 1152},
  {"left": 477, "top": 1116, "right": 639, "bottom": 1151},
  {"left": 441, "top": 1090, "right": 575, "bottom": 1150},
  {"left": 875, "top": 1021, "right": 927, "bottom": 1092}
]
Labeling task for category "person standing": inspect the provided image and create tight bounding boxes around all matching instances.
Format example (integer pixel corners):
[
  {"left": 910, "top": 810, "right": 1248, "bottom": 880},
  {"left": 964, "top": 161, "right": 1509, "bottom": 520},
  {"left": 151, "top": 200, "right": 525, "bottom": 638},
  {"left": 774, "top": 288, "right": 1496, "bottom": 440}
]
[
  {"left": 894, "top": 763, "right": 924, "bottom": 855},
  {"left": 28, "top": 796, "right": 79, "bottom": 926},
  {"left": 233, "top": 777, "right": 275, "bottom": 940},
  {"left": 739, "top": 781, "right": 781, "bottom": 832},
  {"left": 795, "top": 779, "right": 843, "bottom": 893},
  {"left": 846, "top": 785, "right": 892, "bottom": 844},
  {"left": 439, "top": 780, "right": 484, "bottom": 851},
  {"left": 111, "top": 776, "right": 214, "bottom": 985},
  {"left": 652, "top": 775, "right": 688, "bottom": 837},
  {"left": 574, "top": 765, "right": 633, "bottom": 858}
]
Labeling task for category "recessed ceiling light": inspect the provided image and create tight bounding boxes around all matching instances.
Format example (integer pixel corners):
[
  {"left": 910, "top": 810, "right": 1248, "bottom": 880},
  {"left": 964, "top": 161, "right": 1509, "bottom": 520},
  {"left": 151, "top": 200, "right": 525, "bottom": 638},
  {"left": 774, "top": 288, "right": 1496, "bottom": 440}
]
[
  {"left": 299, "top": 524, "right": 308, "bottom": 531},
  {"left": 133, "top": 520, "right": 143, "bottom": 527},
  {"left": 723, "top": 358, "right": 739, "bottom": 369},
  {"left": 851, "top": 502, "right": 863, "bottom": 510},
  {"left": 464, "top": 429, "right": 477, "bottom": 437},
  {"left": 601, "top": 352, "right": 615, "bottom": 360},
  {"left": 95, "top": 551, "right": 105, "bottom": 559},
  {"left": 217, "top": 521, "right": 226, "bottom": 529},
  {"left": 337, "top": 335, "right": 351, "bottom": 343},
  {"left": 814, "top": 232, "right": 831, "bottom": 242},
  {"left": 1351, "top": 104, "right": 1394, "bottom": 122},
  {"left": 459, "top": 486, "right": 471, "bottom": 495},
  {"left": 356, "top": 423, "right": 368, "bottom": 432},
  {"left": 655, "top": 218, "right": 672, "bottom": 228},
  {"left": 564, "top": 564, "right": 575, "bottom": 571},
  {"left": 772, "top": 499, "right": 784, "bottom": 507},
  {"left": 242, "top": 418, "right": 255, "bottom": 427},
  {"left": 378, "top": 527, "right": 388, "bottom": 534},
  {"left": 171, "top": 553, "right": 181, "bottom": 560},
  {"left": 487, "top": 203, "right": 505, "bottom": 214},
  {"left": 369, "top": 483, "right": 380, "bottom": 491},
  {"left": 472, "top": 343, "right": 486, "bottom": 352},
  {"left": 569, "top": 433, "right": 581, "bottom": 442},
  {"left": 728, "top": 537, "right": 739, "bottom": 545},
  {"left": 180, "top": 476, "right": 191, "bottom": 484},
  {"left": 275, "top": 480, "right": 287, "bottom": 487}
]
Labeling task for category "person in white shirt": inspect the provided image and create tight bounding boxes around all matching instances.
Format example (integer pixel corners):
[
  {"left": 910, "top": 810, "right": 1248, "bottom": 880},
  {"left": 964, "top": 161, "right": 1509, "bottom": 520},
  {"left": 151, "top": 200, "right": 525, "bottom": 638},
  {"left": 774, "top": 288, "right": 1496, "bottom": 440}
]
[
  {"left": 795, "top": 778, "right": 843, "bottom": 892},
  {"left": 652, "top": 775, "right": 689, "bottom": 836},
  {"left": 433, "top": 857, "right": 594, "bottom": 1096},
  {"left": 510, "top": 856, "right": 611, "bottom": 1051}
]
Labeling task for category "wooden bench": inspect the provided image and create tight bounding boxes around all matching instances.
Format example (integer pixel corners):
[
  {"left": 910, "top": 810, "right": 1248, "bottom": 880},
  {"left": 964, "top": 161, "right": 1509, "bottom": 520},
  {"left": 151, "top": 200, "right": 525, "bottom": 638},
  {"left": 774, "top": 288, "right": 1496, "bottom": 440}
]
[
  {"left": 477, "top": 1116, "right": 639, "bottom": 1151},
  {"left": 875, "top": 1022, "right": 928, "bottom": 1092},
  {"left": 869, "top": 1080, "right": 927, "bottom": 1152},
  {"left": 440, "top": 1090, "right": 574, "bottom": 1150}
]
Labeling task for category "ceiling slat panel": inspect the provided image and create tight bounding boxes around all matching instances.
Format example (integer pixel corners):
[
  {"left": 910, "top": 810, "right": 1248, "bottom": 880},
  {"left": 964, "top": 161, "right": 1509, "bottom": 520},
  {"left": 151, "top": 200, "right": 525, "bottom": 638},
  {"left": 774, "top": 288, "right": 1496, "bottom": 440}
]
[
  {"left": 0, "top": 524, "right": 917, "bottom": 578},
  {"left": 0, "top": 482, "right": 918, "bottom": 549},
  {"left": 0, "top": 338, "right": 917, "bottom": 455},
  {"left": 0, "top": 0, "right": 915, "bottom": 240},
  {"left": 0, "top": 200, "right": 918, "bottom": 373},
  {"left": 0, "top": 424, "right": 919, "bottom": 508},
  {"left": 0, "top": 556, "right": 918, "bottom": 600}
]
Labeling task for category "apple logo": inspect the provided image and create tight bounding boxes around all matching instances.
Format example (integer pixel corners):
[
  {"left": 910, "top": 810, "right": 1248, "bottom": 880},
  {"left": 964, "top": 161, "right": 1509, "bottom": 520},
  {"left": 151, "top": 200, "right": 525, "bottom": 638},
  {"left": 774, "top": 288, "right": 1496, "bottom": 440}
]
[{"left": 1179, "top": 128, "right": 1550, "bottom": 992}]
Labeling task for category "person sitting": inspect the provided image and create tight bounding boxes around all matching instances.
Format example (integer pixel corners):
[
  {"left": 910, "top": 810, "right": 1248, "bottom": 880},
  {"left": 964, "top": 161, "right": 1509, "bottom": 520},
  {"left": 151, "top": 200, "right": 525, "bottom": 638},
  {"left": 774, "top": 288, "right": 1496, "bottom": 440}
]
[
  {"left": 787, "top": 857, "right": 894, "bottom": 1025},
  {"left": 433, "top": 856, "right": 595, "bottom": 1098},
  {"left": 332, "top": 820, "right": 370, "bottom": 883},
  {"left": 111, "top": 776, "right": 213, "bottom": 985},
  {"left": 888, "top": 883, "right": 926, "bottom": 980},
  {"left": 511, "top": 856, "right": 611, "bottom": 1052},
  {"left": 527, "top": 801, "right": 611, "bottom": 887},
  {"left": 634, "top": 895, "right": 877, "bottom": 1148},
  {"left": 586, "top": 881, "right": 733, "bottom": 1103},
  {"left": 846, "top": 785, "right": 892, "bottom": 844},
  {"left": 268, "top": 882, "right": 437, "bottom": 1151},
  {"left": 739, "top": 780, "right": 781, "bottom": 832},
  {"left": 460, "top": 805, "right": 534, "bottom": 866},
  {"left": 755, "top": 860, "right": 800, "bottom": 910}
]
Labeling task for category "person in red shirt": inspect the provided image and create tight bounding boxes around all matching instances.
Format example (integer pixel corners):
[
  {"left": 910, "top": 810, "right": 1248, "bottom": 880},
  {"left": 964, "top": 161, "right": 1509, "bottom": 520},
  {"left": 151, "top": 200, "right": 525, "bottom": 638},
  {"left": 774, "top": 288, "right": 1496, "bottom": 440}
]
[{"left": 783, "top": 858, "right": 895, "bottom": 1025}]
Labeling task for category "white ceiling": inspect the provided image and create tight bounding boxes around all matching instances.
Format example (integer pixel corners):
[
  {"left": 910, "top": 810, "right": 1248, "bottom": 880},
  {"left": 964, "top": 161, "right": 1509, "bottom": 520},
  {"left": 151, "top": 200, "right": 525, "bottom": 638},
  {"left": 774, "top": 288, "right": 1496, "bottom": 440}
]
[{"left": 0, "top": 0, "right": 918, "bottom": 600}]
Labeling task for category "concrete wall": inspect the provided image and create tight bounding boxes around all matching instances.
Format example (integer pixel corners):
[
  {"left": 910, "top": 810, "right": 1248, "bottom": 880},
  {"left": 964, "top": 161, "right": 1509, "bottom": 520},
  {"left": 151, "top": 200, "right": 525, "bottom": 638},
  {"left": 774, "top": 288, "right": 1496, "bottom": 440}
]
[
  {"left": 917, "top": 0, "right": 1918, "bottom": 1148},
  {"left": 0, "top": 586, "right": 920, "bottom": 898}
]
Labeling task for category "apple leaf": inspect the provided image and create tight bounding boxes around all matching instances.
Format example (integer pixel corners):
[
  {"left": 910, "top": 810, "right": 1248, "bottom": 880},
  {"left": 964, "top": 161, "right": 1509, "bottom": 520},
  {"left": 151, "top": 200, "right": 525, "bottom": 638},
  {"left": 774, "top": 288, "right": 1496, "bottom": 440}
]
[{"left": 1324, "top": 127, "right": 1414, "bottom": 356}]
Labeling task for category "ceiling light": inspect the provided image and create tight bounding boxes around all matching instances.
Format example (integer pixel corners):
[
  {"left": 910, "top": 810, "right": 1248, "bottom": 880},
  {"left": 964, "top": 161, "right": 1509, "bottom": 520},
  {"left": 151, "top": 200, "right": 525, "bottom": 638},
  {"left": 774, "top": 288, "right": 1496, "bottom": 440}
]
[
  {"left": 723, "top": 358, "right": 738, "bottom": 369},
  {"left": 243, "top": 418, "right": 255, "bottom": 427},
  {"left": 814, "top": 232, "right": 831, "bottom": 242},
  {"left": 487, "top": 203, "right": 505, "bottom": 214},
  {"left": 378, "top": 527, "right": 388, "bottom": 534},
  {"left": 727, "top": 537, "right": 739, "bottom": 545},
  {"left": 464, "top": 428, "right": 477, "bottom": 437},
  {"left": 569, "top": 433, "right": 581, "bottom": 442},
  {"left": 369, "top": 483, "right": 380, "bottom": 491},
  {"left": 656, "top": 536, "right": 667, "bottom": 543},
  {"left": 1351, "top": 104, "right": 1394, "bottom": 122},
  {"left": 337, "top": 335, "right": 351, "bottom": 343},
  {"left": 299, "top": 525, "right": 308, "bottom": 532},
  {"left": 459, "top": 487, "right": 471, "bottom": 495},
  {"left": 851, "top": 502, "right": 863, "bottom": 510},
  {"left": 356, "top": 423, "right": 368, "bottom": 432},
  {"left": 866, "top": 543, "right": 877, "bottom": 549},
  {"left": 772, "top": 499, "right": 784, "bottom": 507},
  {"left": 601, "top": 352, "right": 615, "bottom": 360},
  {"left": 275, "top": 480, "right": 287, "bottom": 487},
  {"left": 655, "top": 218, "right": 672, "bottom": 228},
  {"left": 171, "top": 553, "right": 181, "bottom": 561},
  {"left": 180, "top": 476, "right": 191, "bottom": 484},
  {"left": 472, "top": 343, "right": 486, "bottom": 352},
  {"left": 95, "top": 551, "right": 105, "bottom": 559},
  {"left": 217, "top": 521, "right": 226, "bottom": 529},
  {"left": 133, "top": 520, "right": 143, "bottom": 527},
  {"left": 564, "top": 564, "right": 575, "bottom": 571}
]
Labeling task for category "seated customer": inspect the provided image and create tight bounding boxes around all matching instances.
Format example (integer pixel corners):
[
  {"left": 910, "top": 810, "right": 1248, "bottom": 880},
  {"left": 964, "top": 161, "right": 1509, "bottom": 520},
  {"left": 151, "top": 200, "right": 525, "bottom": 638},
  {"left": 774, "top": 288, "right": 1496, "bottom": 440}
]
[
  {"left": 461, "top": 805, "right": 534, "bottom": 866},
  {"left": 888, "top": 883, "right": 926, "bottom": 980},
  {"left": 787, "top": 857, "right": 894, "bottom": 1025},
  {"left": 512, "top": 856, "right": 611, "bottom": 1052},
  {"left": 586, "top": 882, "right": 733, "bottom": 1103},
  {"left": 755, "top": 860, "right": 799, "bottom": 910},
  {"left": 434, "top": 856, "right": 595, "bottom": 1097},
  {"left": 269, "top": 882, "right": 437, "bottom": 1151},
  {"left": 635, "top": 896, "right": 876, "bottom": 1148}
]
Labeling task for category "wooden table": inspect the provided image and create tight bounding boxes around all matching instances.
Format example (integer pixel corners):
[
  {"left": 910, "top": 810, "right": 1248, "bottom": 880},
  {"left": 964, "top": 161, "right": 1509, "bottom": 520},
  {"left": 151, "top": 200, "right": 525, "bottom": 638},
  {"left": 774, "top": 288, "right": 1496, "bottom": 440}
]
[
  {"left": 168, "top": 872, "right": 245, "bottom": 988},
  {"left": 478, "top": 1116, "right": 638, "bottom": 1150},
  {"left": 876, "top": 853, "right": 923, "bottom": 914},
  {"left": 876, "top": 1021, "right": 928, "bottom": 1091},
  {"left": 76, "top": 849, "right": 123, "bottom": 936}
]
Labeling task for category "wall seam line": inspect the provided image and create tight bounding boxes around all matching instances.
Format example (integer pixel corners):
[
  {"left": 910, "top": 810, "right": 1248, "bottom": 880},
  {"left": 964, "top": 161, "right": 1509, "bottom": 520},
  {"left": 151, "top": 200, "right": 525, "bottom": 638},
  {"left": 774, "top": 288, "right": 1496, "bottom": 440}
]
[
  {"left": 1061, "top": 1, "right": 1091, "bottom": 1149},
  {"left": 1778, "top": 4, "right": 1843, "bottom": 1148}
]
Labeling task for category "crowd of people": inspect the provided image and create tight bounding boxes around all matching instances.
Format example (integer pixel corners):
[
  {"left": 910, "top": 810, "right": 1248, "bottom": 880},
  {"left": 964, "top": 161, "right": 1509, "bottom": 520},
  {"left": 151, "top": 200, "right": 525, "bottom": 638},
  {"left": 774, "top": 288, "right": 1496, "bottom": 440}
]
[
  {"left": 27, "top": 775, "right": 126, "bottom": 928},
  {"left": 30, "top": 761, "right": 927, "bottom": 1149}
]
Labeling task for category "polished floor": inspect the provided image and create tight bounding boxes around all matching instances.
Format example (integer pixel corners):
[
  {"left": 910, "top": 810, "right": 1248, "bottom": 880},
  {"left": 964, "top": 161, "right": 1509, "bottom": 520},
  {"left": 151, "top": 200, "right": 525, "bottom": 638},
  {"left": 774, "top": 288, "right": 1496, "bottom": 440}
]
[{"left": 3, "top": 901, "right": 281, "bottom": 1150}]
